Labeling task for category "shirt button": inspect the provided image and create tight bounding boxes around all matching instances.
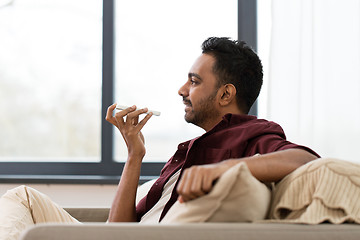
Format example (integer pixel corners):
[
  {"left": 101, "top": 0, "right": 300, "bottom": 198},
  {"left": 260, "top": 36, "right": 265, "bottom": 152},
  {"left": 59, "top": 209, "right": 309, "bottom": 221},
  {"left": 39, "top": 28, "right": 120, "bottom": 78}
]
[
  {"left": 155, "top": 183, "right": 159, "bottom": 186},
  {"left": 174, "top": 159, "right": 178, "bottom": 162}
]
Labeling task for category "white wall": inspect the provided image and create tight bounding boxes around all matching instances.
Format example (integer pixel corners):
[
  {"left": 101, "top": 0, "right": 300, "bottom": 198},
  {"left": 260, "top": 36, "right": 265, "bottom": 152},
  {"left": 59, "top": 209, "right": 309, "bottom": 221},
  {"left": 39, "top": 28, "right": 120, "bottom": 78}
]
[{"left": 258, "top": 0, "right": 360, "bottom": 163}]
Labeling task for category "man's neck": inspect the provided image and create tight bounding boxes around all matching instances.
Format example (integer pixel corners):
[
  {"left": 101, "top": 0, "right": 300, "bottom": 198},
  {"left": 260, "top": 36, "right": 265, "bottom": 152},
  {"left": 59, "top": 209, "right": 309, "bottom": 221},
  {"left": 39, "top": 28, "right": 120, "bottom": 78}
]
[
  {"left": 201, "top": 117, "right": 224, "bottom": 132},
  {"left": 202, "top": 110, "right": 245, "bottom": 132}
]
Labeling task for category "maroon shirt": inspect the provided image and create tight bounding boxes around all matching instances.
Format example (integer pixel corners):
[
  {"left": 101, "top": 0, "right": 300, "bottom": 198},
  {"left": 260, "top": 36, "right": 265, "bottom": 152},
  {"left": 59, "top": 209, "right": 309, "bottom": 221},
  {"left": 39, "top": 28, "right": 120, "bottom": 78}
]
[{"left": 136, "top": 114, "right": 319, "bottom": 222}]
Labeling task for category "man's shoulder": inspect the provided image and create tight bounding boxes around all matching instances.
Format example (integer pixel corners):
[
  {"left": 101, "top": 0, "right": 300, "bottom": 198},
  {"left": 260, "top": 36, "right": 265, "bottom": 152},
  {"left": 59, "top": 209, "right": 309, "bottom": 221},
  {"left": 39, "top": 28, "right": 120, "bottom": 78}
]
[{"left": 227, "top": 114, "right": 284, "bottom": 133}]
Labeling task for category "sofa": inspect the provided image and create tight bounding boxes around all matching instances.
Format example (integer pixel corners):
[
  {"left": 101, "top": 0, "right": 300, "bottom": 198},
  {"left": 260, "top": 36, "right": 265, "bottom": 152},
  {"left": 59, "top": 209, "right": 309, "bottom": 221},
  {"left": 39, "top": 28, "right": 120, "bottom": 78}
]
[
  {"left": 19, "top": 158, "right": 360, "bottom": 239},
  {"left": 19, "top": 221, "right": 360, "bottom": 240}
]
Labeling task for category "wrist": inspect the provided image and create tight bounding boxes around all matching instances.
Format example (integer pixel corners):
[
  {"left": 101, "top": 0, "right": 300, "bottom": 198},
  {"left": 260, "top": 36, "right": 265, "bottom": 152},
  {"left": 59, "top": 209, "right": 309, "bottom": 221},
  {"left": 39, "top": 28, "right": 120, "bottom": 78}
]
[
  {"left": 127, "top": 146, "right": 146, "bottom": 159},
  {"left": 222, "top": 158, "right": 242, "bottom": 168},
  {"left": 127, "top": 151, "right": 145, "bottom": 163}
]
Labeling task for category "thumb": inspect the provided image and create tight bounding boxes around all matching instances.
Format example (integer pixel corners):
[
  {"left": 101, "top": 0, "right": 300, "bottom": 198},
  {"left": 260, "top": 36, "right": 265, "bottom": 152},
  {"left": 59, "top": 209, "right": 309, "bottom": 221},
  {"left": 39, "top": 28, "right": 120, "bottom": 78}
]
[{"left": 177, "top": 196, "right": 185, "bottom": 203}]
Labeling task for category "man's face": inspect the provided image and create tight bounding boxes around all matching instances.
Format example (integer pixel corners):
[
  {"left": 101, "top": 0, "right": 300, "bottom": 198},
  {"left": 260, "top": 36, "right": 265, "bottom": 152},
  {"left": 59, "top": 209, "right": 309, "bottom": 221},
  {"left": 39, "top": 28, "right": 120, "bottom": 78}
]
[{"left": 178, "top": 54, "right": 221, "bottom": 129}]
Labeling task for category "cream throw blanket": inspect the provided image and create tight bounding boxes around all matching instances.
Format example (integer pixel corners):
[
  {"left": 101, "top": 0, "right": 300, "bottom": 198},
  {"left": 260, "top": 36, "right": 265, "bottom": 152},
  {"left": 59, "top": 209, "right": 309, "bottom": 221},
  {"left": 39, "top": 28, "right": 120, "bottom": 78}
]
[{"left": 268, "top": 158, "right": 360, "bottom": 224}]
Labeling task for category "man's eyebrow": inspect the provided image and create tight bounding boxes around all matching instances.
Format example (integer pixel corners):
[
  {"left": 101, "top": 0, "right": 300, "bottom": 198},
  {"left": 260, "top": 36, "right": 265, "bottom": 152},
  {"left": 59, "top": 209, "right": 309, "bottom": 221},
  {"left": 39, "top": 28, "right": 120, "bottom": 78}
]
[{"left": 188, "top": 72, "right": 202, "bottom": 80}]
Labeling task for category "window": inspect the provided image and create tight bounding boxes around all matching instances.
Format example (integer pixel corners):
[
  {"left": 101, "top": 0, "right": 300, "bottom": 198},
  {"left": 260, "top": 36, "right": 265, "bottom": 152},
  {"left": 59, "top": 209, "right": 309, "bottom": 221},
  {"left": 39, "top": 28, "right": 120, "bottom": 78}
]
[
  {"left": 114, "top": 0, "right": 237, "bottom": 162},
  {"left": 0, "top": 0, "right": 257, "bottom": 183},
  {"left": 0, "top": 0, "right": 102, "bottom": 163}
]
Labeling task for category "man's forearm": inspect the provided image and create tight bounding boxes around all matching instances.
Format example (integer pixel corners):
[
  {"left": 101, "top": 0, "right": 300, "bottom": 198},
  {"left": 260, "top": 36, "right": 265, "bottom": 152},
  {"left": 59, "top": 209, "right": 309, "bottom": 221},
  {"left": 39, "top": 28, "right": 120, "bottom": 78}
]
[
  {"left": 108, "top": 156, "right": 142, "bottom": 222},
  {"left": 177, "top": 148, "right": 318, "bottom": 203},
  {"left": 229, "top": 148, "right": 318, "bottom": 183}
]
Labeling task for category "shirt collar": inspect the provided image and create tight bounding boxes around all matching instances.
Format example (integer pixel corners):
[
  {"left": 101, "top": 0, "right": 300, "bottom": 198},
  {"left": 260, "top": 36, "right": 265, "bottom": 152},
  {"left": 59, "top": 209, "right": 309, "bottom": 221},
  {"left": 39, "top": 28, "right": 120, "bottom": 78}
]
[
  {"left": 178, "top": 113, "right": 258, "bottom": 146},
  {"left": 200, "top": 113, "right": 257, "bottom": 138},
  {"left": 221, "top": 113, "right": 257, "bottom": 125}
]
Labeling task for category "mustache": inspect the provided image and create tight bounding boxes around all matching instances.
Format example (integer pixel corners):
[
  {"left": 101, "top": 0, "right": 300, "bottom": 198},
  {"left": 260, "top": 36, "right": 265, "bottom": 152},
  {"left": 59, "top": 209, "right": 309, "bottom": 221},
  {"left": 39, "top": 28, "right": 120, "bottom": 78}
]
[{"left": 182, "top": 97, "right": 192, "bottom": 106}]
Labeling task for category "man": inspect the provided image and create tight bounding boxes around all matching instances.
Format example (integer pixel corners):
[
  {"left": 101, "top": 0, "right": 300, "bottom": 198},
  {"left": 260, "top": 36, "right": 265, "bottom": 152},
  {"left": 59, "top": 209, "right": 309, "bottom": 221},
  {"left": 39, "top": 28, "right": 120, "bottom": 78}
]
[
  {"left": 0, "top": 37, "right": 318, "bottom": 239},
  {"left": 105, "top": 37, "right": 319, "bottom": 223}
]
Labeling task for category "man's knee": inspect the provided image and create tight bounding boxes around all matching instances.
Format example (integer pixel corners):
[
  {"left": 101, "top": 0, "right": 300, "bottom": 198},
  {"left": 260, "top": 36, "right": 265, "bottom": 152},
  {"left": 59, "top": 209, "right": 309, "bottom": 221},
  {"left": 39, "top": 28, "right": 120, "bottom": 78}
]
[
  {"left": 1, "top": 185, "right": 49, "bottom": 211},
  {"left": 2, "top": 185, "right": 30, "bottom": 203},
  {"left": 8, "top": 185, "right": 28, "bottom": 194},
  {"left": 0, "top": 185, "right": 37, "bottom": 240}
]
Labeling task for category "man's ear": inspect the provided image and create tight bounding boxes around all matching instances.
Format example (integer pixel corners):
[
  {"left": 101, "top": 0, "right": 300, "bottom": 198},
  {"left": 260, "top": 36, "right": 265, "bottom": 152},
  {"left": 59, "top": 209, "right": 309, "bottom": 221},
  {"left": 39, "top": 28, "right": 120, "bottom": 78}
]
[{"left": 218, "top": 84, "right": 237, "bottom": 107}]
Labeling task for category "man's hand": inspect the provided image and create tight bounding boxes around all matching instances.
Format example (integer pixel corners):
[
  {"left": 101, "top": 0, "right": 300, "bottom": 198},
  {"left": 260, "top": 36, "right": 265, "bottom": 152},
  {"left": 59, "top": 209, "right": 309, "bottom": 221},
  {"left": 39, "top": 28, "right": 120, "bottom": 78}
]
[
  {"left": 105, "top": 103, "right": 152, "bottom": 158},
  {"left": 176, "top": 161, "right": 234, "bottom": 203}
]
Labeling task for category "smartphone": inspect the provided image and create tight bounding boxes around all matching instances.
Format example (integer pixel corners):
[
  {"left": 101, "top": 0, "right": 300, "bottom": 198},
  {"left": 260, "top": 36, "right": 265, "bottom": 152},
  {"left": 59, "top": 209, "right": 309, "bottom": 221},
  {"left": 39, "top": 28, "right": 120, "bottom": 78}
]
[{"left": 115, "top": 104, "right": 160, "bottom": 116}]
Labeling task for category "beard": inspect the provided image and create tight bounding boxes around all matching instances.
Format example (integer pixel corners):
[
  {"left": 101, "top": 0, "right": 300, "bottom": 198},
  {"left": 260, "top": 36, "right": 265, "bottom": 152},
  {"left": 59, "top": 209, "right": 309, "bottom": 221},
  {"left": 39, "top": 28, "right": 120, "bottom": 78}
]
[{"left": 183, "top": 91, "right": 221, "bottom": 128}]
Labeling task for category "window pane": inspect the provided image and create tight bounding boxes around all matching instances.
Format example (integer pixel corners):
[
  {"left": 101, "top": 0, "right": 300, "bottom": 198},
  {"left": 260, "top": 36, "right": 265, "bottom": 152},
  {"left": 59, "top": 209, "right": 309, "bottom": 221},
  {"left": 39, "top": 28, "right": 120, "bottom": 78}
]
[
  {"left": 114, "top": 0, "right": 237, "bottom": 162},
  {"left": 0, "top": 0, "right": 102, "bottom": 162}
]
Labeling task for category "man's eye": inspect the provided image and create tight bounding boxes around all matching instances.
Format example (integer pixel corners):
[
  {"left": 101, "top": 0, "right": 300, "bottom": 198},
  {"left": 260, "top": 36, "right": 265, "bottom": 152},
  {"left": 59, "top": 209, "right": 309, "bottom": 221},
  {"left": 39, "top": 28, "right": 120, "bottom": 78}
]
[{"left": 190, "top": 79, "right": 197, "bottom": 85}]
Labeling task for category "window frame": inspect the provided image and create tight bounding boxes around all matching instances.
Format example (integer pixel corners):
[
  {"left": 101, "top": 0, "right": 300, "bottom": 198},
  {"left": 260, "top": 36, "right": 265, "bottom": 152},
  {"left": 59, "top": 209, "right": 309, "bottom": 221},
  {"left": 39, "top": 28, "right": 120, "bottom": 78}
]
[{"left": 0, "top": 0, "right": 257, "bottom": 184}]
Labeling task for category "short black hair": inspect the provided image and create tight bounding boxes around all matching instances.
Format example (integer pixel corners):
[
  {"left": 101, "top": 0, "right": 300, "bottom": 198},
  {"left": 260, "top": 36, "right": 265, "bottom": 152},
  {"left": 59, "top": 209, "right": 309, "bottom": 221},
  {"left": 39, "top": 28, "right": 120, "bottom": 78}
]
[{"left": 201, "top": 37, "right": 263, "bottom": 114}]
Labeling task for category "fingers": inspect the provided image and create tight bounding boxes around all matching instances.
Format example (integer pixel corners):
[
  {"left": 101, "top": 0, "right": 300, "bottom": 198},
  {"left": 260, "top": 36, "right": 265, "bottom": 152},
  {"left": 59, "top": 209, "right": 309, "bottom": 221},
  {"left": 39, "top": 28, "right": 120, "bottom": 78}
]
[
  {"left": 105, "top": 103, "right": 118, "bottom": 126},
  {"left": 106, "top": 103, "right": 136, "bottom": 127},
  {"left": 116, "top": 106, "right": 139, "bottom": 127},
  {"left": 105, "top": 104, "right": 153, "bottom": 159},
  {"left": 105, "top": 103, "right": 153, "bottom": 130},
  {"left": 176, "top": 162, "right": 232, "bottom": 203},
  {"left": 122, "top": 108, "right": 152, "bottom": 132},
  {"left": 177, "top": 168, "right": 199, "bottom": 203},
  {"left": 177, "top": 166, "right": 216, "bottom": 203},
  {"left": 134, "top": 111, "right": 153, "bottom": 131}
]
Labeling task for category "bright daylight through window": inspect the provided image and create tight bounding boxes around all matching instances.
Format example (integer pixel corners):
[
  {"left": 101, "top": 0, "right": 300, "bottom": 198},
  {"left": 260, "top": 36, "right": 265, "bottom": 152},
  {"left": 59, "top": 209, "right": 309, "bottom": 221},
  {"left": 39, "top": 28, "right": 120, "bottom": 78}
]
[
  {"left": 0, "top": 0, "right": 102, "bottom": 162},
  {"left": 114, "top": 0, "right": 237, "bottom": 162}
]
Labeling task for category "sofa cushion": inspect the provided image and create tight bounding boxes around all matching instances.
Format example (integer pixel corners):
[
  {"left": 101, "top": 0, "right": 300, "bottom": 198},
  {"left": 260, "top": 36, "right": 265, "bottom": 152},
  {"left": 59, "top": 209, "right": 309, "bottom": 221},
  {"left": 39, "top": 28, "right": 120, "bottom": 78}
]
[
  {"left": 269, "top": 158, "right": 360, "bottom": 224},
  {"left": 136, "top": 179, "right": 157, "bottom": 205},
  {"left": 161, "top": 162, "right": 271, "bottom": 223}
]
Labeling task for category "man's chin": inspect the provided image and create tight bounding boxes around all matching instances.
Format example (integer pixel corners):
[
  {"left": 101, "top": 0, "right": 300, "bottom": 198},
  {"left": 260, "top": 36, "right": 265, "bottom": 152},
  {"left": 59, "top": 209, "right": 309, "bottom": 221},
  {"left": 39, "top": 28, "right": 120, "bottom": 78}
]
[
  {"left": 184, "top": 112, "right": 195, "bottom": 124},
  {"left": 184, "top": 114, "right": 192, "bottom": 123}
]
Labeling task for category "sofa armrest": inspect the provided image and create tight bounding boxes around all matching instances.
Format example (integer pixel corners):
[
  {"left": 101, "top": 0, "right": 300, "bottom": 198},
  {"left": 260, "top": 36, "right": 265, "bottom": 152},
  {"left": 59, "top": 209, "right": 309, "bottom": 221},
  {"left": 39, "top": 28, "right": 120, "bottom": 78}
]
[
  {"left": 63, "top": 179, "right": 157, "bottom": 223},
  {"left": 20, "top": 223, "right": 360, "bottom": 240},
  {"left": 64, "top": 208, "right": 110, "bottom": 222}
]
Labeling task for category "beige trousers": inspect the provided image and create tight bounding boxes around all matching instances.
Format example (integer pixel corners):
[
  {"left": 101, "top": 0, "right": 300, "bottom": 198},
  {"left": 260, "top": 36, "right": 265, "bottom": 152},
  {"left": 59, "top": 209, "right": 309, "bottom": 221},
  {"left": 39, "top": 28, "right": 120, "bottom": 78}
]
[{"left": 0, "top": 185, "right": 80, "bottom": 240}]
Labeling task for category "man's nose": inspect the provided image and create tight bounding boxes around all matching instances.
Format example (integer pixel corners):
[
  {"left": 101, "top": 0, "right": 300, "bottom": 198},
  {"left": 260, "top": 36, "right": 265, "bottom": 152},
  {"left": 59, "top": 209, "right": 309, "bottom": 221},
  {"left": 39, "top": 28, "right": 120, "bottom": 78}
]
[{"left": 178, "top": 83, "right": 188, "bottom": 97}]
